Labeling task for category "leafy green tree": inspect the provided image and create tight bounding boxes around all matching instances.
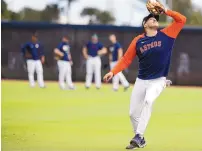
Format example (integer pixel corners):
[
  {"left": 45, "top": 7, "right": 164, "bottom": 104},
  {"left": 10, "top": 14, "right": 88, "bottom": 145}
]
[
  {"left": 41, "top": 4, "right": 60, "bottom": 22},
  {"left": 80, "top": 7, "right": 100, "bottom": 24},
  {"left": 1, "top": 0, "right": 11, "bottom": 20},
  {"left": 96, "top": 11, "right": 115, "bottom": 25},
  {"left": 81, "top": 7, "right": 115, "bottom": 25},
  {"left": 19, "top": 8, "right": 41, "bottom": 21},
  {"left": 172, "top": 0, "right": 202, "bottom": 25}
]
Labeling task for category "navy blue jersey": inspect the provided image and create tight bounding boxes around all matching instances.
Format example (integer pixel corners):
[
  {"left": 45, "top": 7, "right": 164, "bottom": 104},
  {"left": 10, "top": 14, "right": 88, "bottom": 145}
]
[
  {"left": 57, "top": 42, "right": 70, "bottom": 61},
  {"left": 109, "top": 42, "right": 122, "bottom": 62},
  {"left": 111, "top": 10, "right": 186, "bottom": 80},
  {"left": 22, "top": 42, "right": 44, "bottom": 60},
  {"left": 135, "top": 32, "right": 174, "bottom": 79},
  {"left": 86, "top": 41, "right": 103, "bottom": 57}
]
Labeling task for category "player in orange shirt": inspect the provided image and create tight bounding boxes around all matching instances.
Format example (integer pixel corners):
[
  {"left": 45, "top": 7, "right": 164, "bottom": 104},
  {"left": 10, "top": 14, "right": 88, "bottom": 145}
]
[{"left": 104, "top": 3, "right": 186, "bottom": 149}]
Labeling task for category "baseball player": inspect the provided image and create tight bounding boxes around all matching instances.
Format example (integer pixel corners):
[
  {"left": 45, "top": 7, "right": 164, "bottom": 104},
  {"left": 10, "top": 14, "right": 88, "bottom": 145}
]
[
  {"left": 54, "top": 36, "right": 75, "bottom": 90},
  {"left": 103, "top": 1, "right": 186, "bottom": 149},
  {"left": 82, "top": 34, "right": 107, "bottom": 89},
  {"left": 108, "top": 34, "right": 130, "bottom": 91},
  {"left": 22, "top": 33, "right": 45, "bottom": 88}
]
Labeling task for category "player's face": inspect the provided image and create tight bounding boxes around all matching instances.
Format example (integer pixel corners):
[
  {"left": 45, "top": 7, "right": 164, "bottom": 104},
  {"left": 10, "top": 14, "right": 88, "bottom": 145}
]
[
  {"left": 31, "top": 36, "right": 38, "bottom": 43},
  {"left": 91, "top": 37, "right": 98, "bottom": 43},
  {"left": 62, "top": 37, "right": 69, "bottom": 42},
  {"left": 145, "top": 17, "right": 159, "bottom": 29},
  {"left": 109, "top": 35, "right": 116, "bottom": 43}
]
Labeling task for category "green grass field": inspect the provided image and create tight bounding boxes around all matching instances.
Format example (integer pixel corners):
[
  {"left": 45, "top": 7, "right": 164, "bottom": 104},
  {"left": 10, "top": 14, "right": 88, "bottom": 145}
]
[{"left": 2, "top": 81, "right": 202, "bottom": 151}]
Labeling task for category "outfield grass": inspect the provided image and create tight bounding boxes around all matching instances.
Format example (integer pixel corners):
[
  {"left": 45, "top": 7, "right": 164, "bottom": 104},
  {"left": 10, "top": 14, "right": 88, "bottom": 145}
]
[{"left": 1, "top": 81, "right": 202, "bottom": 151}]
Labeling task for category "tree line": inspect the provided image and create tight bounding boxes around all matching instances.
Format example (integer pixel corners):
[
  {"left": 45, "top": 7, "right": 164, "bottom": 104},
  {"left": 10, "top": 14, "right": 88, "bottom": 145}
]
[
  {"left": 1, "top": 0, "right": 115, "bottom": 24},
  {"left": 1, "top": 0, "right": 202, "bottom": 25}
]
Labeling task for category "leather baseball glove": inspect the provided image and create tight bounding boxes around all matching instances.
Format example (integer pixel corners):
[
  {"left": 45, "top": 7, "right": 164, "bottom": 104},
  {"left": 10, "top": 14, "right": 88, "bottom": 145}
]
[
  {"left": 146, "top": 0, "right": 165, "bottom": 15},
  {"left": 54, "top": 54, "right": 62, "bottom": 60}
]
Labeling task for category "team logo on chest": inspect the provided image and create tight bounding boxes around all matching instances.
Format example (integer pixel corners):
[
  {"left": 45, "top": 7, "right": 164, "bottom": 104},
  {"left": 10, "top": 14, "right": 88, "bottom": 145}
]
[
  {"left": 109, "top": 46, "right": 114, "bottom": 52},
  {"left": 35, "top": 44, "right": 39, "bottom": 48},
  {"left": 140, "top": 41, "right": 162, "bottom": 53},
  {"left": 63, "top": 45, "right": 69, "bottom": 52}
]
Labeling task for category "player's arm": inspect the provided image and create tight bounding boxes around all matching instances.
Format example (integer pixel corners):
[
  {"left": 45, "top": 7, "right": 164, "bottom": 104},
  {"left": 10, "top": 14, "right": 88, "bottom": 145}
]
[
  {"left": 97, "top": 43, "right": 107, "bottom": 56},
  {"left": 82, "top": 46, "right": 88, "bottom": 59},
  {"left": 21, "top": 44, "right": 26, "bottom": 57},
  {"left": 21, "top": 43, "right": 32, "bottom": 59},
  {"left": 161, "top": 10, "right": 187, "bottom": 38},
  {"left": 98, "top": 43, "right": 107, "bottom": 56},
  {"left": 118, "top": 44, "right": 123, "bottom": 60},
  {"left": 21, "top": 44, "right": 27, "bottom": 63},
  {"left": 54, "top": 47, "right": 64, "bottom": 57},
  {"left": 68, "top": 50, "right": 73, "bottom": 65},
  {"left": 68, "top": 53, "right": 72, "bottom": 61},
  {"left": 54, "top": 48, "right": 64, "bottom": 56},
  {"left": 98, "top": 47, "right": 107, "bottom": 56},
  {"left": 40, "top": 44, "right": 45, "bottom": 64},
  {"left": 109, "top": 53, "right": 112, "bottom": 62},
  {"left": 118, "top": 48, "right": 123, "bottom": 60}
]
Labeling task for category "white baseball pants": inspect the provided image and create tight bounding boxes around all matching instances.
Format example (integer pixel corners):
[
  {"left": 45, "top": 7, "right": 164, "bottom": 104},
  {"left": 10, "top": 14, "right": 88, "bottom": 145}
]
[
  {"left": 26, "top": 60, "right": 45, "bottom": 87},
  {"left": 57, "top": 60, "right": 74, "bottom": 89},
  {"left": 129, "top": 77, "right": 166, "bottom": 136},
  {"left": 85, "top": 56, "right": 101, "bottom": 88},
  {"left": 110, "top": 61, "right": 130, "bottom": 90}
]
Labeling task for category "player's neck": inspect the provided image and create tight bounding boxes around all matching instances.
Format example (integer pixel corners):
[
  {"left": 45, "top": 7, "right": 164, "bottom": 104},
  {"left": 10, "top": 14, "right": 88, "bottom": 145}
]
[
  {"left": 145, "top": 30, "right": 158, "bottom": 37},
  {"left": 112, "top": 41, "right": 117, "bottom": 44}
]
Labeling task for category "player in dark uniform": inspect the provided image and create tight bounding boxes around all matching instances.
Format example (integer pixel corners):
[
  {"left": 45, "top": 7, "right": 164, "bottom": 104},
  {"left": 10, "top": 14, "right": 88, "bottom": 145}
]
[
  {"left": 22, "top": 33, "right": 45, "bottom": 88},
  {"left": 54, "top": 36, "right": 75, "bottom": 90},
  {"left": 104, "top": 5, "right": 186, "bottom": 150},
  {"left": 82, "top": 34, "right": 107, "bottom": 89},
  {"left": 108, "top": 34, "right": 130, "bottom": 91}
]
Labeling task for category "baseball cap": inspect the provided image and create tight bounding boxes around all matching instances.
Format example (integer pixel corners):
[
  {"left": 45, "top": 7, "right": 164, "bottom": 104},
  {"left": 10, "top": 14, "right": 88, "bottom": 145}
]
[
  {"left": 32, "top": 32, "right": 38, "bottom": 38},
  {"left": 92, "top": 34, "right": 98, "bottom": 39},
  {"left": 142, "top": 14, "right": 159, "bottom": 27}
]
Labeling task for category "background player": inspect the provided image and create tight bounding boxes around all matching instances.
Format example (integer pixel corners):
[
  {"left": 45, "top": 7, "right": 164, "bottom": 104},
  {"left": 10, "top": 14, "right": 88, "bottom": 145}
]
[
  {"left": 108, "top": 34, "right": 130, "bottom": 91},
  {"left": 54, "top": 36, "right": 75, "bottom": 90},
  {"left": 104, "top": 1, "right": 186, "bottom": 149},
  {"left": 82, "top": 34, "right": 107, "bottom": 89},
  {"left": 22, "top": 33, "right": 45, "bottom": 88}
]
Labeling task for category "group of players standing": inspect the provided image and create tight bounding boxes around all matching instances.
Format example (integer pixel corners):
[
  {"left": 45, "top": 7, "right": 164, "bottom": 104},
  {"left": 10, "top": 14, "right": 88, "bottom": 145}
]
[{"left": 22, "top": 33, "right": 130, "bottom": 91}]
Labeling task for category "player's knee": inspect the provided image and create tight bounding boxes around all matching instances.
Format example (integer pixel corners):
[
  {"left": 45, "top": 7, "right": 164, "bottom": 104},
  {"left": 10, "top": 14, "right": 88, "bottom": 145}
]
[
  {"left": 36, "top": 68, "right": 43, "bottom": 74},
  {"left": 145, "top": 99, "right": 154, "bottom": 107},
  {"left": 36, "top": 71, "right": 43, "bottom": 75},
  {"left": 86, "top": 72, "right": 93, "bottom": 76},
  {"left": 129, "top": 110, "right": 136, "bottom": 118},
  {"left": 28, "top": 71, "right": 34, "bottom": 75}
]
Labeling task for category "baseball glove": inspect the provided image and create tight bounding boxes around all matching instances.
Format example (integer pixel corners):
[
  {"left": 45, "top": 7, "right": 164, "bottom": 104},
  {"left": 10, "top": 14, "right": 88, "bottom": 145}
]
[
  {"left": 146, "top": 0, "right": 165, "bottom": 15},
  {"left": 54, "top": 54, "right": 62, "bottom": 60}
]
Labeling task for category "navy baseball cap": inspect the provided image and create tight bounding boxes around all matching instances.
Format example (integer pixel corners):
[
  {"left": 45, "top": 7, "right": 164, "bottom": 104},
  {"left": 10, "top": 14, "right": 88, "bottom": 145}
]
[
  {"left": 32, "top": 32, "right": 38, "bottom": 38},
  {"left": 142, "top": 14, "right": 159, "bottom": 27}
]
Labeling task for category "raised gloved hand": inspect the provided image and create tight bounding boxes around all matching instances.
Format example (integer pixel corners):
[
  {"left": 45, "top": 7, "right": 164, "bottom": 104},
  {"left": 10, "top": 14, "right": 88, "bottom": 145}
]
[{"left": 146, "top": 0, "right": 166, "bottom": 15}]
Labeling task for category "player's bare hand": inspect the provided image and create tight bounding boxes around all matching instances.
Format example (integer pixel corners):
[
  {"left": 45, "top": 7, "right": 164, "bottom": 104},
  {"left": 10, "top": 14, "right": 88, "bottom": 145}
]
[
  {"left": 103, "top": 72, "right": 113, "bottom": 83},
  {"left": 84, "top": 56, "right": 89, "bottom": 60},
  {"left": 41, "top": 56, "right": 45, "bottom": 64},
  {"left": 70, "top": 61, "right": 73, "bottom": 66}
]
